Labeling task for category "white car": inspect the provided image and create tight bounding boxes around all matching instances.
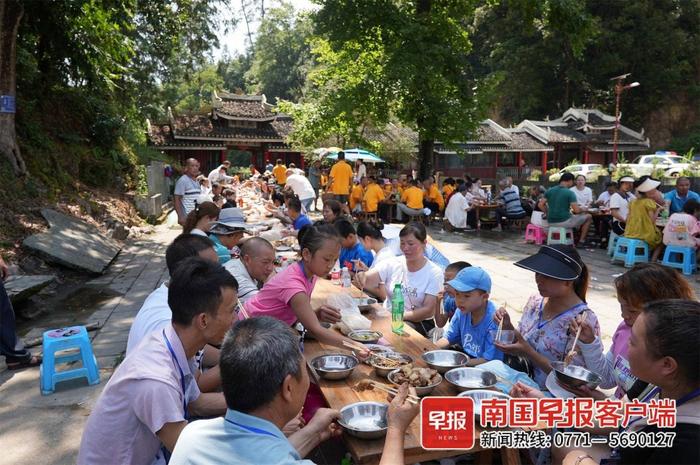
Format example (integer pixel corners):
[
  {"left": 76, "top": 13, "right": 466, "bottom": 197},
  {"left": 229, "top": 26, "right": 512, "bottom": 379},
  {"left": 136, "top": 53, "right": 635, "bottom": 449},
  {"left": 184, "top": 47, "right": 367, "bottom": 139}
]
[
  {"left": 615, "top": 152, "right": 690, "bottom": 178},
  {"left": 549, "top": 164, "right": 604, "bottom": 182}
]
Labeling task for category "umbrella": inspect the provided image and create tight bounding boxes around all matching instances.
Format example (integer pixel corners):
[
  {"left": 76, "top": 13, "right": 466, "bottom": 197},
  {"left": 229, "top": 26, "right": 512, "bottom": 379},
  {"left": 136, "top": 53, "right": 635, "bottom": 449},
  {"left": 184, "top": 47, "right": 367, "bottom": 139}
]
[{"left": 326, "top": 147, "right": 385, "bottom": 164}]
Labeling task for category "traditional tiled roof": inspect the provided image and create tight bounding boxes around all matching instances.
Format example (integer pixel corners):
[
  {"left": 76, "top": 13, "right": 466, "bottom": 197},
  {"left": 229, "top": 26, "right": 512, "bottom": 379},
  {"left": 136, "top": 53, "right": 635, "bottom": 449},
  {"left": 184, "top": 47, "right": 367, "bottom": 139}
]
[
  {"left": 473, "top": 120, "right": 512, "bottom": 142},
  {"left": 212, "top": 91, "right": 277, "bottom": 120},
  {"left": 507, "top": 131, "right": 553, "bottom": 151},
  {"left": 588, "top": 143, "right": 650, "bottom": 152}
]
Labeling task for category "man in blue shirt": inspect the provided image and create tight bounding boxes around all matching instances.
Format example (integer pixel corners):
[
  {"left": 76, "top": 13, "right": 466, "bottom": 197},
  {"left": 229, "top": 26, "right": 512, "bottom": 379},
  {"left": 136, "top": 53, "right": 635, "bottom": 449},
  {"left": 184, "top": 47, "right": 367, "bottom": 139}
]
[
  {"left": 436, "top": 266, "right": 503, "bottom": 365},
  {"left": 664, "top": 177, "right": 700, "bottom": 214},
  {"left": 169, "top": 317, "right": 419, "bottom": 465},
  {"left": 335, "top": 219, "right": 374, "bottom": 271},
  {"left": 287, "top": 197, "right": 312, "bottom": 231}
]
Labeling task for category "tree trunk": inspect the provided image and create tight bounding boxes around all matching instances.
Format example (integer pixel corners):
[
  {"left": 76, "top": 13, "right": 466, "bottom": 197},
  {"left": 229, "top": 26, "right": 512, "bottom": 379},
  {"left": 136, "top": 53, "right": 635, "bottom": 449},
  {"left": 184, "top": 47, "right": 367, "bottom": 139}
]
[
  {"left": 0, "top": 0, "right": 26, "bottom": 177},
  {"left": 418, "top": 138, "right": 434, "bottom": 180}
]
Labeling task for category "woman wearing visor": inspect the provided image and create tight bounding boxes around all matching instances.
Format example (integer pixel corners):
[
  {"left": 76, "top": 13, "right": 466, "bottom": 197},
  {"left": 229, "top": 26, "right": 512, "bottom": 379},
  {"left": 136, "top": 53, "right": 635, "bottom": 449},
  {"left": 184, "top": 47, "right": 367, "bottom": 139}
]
[{"left": 494, "top": 244, "right": 601, "bottom": 389}]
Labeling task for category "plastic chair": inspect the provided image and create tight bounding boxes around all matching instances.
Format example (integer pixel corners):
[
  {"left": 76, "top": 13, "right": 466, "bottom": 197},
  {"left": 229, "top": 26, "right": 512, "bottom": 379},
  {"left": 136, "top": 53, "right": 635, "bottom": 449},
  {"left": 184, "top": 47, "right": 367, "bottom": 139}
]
[
  {"left": 661, "top": 245, "right": 697, "bottom": 276},
  {"left": 524, "top": 224, "right": 546, "bottom": 245},
  {"left": 607, "top": 231, "right": 620, "bottom": 257},
  {"left": 547, "top": 227, "right": 574, "bottom": 245},
  {"left": 611, "top": 237, "right": 649, "bottom": 268},
  {"left": 40, "top": 326, "right": 100, "bottom": 395}
]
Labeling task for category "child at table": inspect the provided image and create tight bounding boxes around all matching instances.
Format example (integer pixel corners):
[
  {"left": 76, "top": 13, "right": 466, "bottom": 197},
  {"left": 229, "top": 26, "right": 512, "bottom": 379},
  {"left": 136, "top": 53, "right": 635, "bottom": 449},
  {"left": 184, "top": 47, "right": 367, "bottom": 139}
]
[
  {"left": 435, "top": 267, "right": 503, "bottom": 365},
  {"left": 663, "top": 199, "right": 700, "bottom": 251},
  {"left": 281, "top": 196, "right": 311, "bottom": 238},
  {"left": 243, "top": 224, "right": 369, "bottom": 352},
  {"left": 335, "top": 219, "right": 374, "bottom": 271},
  {"left": 434, "top": 261, "right": 471, "bottom": 328}
]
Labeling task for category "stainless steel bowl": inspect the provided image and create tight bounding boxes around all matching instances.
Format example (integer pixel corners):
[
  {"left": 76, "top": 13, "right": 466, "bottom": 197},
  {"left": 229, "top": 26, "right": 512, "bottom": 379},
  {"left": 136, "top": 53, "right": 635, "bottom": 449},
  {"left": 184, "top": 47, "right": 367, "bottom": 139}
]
[
  {"left": 458, "top": 390, "right": 511, "bottom": 426},
  {"left": 349, "top": 330, "right": 383, "bottom": 344},
  {"left": 338, "top": 401, "right": 388, "bottom": 439},
  {"left": 489, "top": 329, "right": 516, "bottom": 344},
  {"left": 296, "top": 322, "right": 331, "bottom": 340},
  {"left": 445, "top": 367, "right": 498, "bottom": 392},
  {"left": 551, "top": 362, "right": 602, "bottom": 390},
  {"left": 353, "top": 296, "right": 378, "bottom": 312},
  {"left": 421, "top": 350, "right": 470, "bottom": 374},
  {"left": 388, "top": 368, "right": 442, "bottom": 396},
  {"left": 310, "top": 354, "right": 359, "bottom": 380},
  {"left": 370, "top": 352, "right": 414, "bottom": 377}
]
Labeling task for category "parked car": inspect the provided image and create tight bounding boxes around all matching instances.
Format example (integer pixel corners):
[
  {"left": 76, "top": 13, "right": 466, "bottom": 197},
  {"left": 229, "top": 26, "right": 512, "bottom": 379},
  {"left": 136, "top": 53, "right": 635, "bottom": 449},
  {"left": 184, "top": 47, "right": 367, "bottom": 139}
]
[
  {"left": 614, "top": 152, "right": 690, "bottom": 178},
  {"left": 548, "top": 164, "right": 605, "bottom": 182}
]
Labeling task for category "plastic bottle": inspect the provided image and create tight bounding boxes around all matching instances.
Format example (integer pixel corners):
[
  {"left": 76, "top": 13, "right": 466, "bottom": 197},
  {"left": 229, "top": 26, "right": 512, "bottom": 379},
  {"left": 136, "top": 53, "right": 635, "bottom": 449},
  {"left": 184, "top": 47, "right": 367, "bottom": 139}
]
[
  {"left": 486, "top": 190, "right": 492, "bottom": 204},
  {"left": 330, "top": 260, "right": 341, "bottom": 281},
  {"left": 341, "top": 267, "right": 352, "bottom": 288},
  {"left": 391, "top": 283, "right": 405, "bottom": 335}
]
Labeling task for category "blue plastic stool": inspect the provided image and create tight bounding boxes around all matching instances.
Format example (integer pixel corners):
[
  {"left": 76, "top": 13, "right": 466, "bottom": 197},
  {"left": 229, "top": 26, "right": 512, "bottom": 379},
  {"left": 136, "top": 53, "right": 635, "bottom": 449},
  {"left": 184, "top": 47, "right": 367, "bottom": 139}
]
[
  {"left": 607, "top": 231, "right": 620, "bottom": 257},
  {"left": 661, "top": 245, "right": 697, "bottom": 276},
  {"left": 547, "top": 227, "right": 574, "bottom": 245},
  {"left": 40, "top": 326, "right": 100, "bottom": 395},
  {"left": 612, "top": 238, "right": 649, "bottom": 268}
]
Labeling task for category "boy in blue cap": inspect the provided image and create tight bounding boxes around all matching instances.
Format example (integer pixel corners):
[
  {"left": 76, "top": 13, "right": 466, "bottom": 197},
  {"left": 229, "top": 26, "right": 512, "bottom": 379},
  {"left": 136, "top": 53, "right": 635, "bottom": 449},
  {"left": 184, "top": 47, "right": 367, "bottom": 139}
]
[{"left": 436, "top": 266, "right": 503, "bottom": 365}]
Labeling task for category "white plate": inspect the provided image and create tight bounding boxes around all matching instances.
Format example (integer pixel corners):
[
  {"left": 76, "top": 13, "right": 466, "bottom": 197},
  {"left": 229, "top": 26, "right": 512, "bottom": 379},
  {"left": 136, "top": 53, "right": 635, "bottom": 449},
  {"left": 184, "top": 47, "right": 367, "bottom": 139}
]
[
  {"left": 275, "top": 246, "right": 292, "bottom": 252},
  {"left": 545, "top": 371, "right": 575, "bottom": 398}
]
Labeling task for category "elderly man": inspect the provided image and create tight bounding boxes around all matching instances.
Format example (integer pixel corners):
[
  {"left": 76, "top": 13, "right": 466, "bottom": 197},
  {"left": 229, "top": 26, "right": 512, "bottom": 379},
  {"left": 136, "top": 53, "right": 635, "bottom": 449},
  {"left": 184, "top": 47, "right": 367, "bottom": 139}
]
[
  {"left": 539, "top": 172, "right": 593, "bottom": 248},
  {"left": 169, "top": 317, "right": 419, "bottom": 465},
  {"left": 174, "top": 158, "right": 202, "bottom": 225},
  {"left": 284, "top": 169, "right": 316, "bottom": 212},
  {"left": 664, "top": 176, "right": 700, "bottom": 214},
  {"left": 224, "top": 237, "right": 276, "bottom": 304},
  {"left": 78, "top": 258, "right": 236, "bottom": 465},
  {"left": 208, "top": 160, "right": 233, "bottom": 185}
]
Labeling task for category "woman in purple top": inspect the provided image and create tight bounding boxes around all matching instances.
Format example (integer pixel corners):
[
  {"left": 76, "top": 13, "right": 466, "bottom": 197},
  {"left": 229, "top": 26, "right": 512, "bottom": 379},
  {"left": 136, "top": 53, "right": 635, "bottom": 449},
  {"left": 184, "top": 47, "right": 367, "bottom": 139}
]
[
  {"left": 494, "top": 245, "right": 601, "bottom": 389},
  {"left": 573, "top": 263, "right": 696, "bottom": 398}
]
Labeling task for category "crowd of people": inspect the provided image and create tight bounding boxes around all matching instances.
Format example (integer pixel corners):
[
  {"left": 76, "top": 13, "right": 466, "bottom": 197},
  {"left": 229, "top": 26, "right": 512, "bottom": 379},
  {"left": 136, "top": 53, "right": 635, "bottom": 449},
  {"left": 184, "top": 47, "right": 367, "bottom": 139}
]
[{"left": 69, "top": 156, "right": 700, "bottom": 464}]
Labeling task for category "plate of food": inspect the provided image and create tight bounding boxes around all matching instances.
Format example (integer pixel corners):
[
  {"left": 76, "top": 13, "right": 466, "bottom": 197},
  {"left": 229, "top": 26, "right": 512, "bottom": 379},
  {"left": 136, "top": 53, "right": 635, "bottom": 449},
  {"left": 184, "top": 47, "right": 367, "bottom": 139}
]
[
  {"left": 388, "top": 364, "right": 442, "bottom": 396},
  {"left": 369, "top": 352, "right": 413, "bottom": 377}
]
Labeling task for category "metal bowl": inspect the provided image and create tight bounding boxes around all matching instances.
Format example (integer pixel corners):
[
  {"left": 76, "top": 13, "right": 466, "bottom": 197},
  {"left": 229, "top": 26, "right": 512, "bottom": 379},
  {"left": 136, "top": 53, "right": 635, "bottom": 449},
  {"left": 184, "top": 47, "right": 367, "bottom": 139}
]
[
  {"left": 310, "top": 354, "right": 359, "bottom": 380},
  {"left": 354, "top": 296, "right": 378, "bottom": 312},
  {"left": 421, "top": 350, "right": 470, "bottom": 374},
  {"left": 551, "top": 362, "right": 602, "bottom": 390},
  {"left": 489, "top": 329, "right": 516, "bottom": 344},
  {"left": 338, "top": 401, "right": 388, "bottom": 439},
  {"left": 458, "top": 389, "right": 511, "bottom": 426},
  {"left": 370, "top": 352, "right": 414, "bottom": 377},
  {"left": 295, "top": 322, "right": 331, "bottom": 340},
  {"left": 349, "top": 330, "right": 383, "bottom": 344},
  {"left": 388, "top": 368, "right": 442, "bottom": 396},
  {"left": 445, "top": 367, "right": 498, "bottom": 392}
]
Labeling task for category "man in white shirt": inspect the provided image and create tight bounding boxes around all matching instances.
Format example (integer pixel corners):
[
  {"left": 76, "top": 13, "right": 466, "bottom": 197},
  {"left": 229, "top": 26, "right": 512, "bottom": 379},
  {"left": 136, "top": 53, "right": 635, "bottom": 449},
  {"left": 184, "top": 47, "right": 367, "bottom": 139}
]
[
  {"left": 283, "top": 169, "right": 316, "bottom": 213},
  {"left": 208, "top": 161, "right": 233, "bottom": 185},
  {"left": 609, "top": 176, "right": 636, "bottom": 235},
  {"left": 223, "top": 237, "right": 276, "bottom": 304},
  {"left": 174, "top": 158, "right": 202, "bottom": 225},
  {"left": 596, "top": 181, "right": 617, "bottom": 208}
]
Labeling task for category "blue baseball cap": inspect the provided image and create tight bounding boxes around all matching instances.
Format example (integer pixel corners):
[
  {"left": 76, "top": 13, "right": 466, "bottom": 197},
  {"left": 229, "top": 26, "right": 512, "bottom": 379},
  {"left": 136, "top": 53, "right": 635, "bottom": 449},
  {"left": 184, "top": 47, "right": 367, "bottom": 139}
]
[{"left": 447, "top": 266, "right": 492, "bottom": 293}]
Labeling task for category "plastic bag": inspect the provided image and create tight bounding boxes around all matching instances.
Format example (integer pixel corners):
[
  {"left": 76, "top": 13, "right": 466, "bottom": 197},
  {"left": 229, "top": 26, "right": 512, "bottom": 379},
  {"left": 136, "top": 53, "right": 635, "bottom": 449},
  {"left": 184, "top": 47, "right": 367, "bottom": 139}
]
[{"left": 327, "top": 294, "right": 371, "bottom": 335}]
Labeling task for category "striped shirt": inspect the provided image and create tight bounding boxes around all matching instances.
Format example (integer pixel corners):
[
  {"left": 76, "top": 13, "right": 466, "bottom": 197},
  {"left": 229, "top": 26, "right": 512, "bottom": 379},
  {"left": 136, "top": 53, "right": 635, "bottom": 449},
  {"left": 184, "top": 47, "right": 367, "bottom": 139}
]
[
  {"left": 500, "top": 186, "right": 525, "bottom": 216},
  {"left": 174, "top": 175, "right": 202, "bottom": 216}
]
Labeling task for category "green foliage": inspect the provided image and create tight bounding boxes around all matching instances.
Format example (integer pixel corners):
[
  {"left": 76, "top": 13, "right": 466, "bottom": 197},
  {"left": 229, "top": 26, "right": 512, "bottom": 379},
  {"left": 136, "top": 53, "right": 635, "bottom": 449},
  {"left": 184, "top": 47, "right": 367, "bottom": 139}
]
[{"left": 527, "top": 169, "right": 542, "bottom": 181}]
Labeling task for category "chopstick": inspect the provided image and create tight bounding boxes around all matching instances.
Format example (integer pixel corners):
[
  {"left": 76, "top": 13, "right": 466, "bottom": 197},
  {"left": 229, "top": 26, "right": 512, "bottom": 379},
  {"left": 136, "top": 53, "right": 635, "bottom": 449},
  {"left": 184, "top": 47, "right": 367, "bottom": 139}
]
[
  {"left": 564, "top": 311, "right": 586, "bottom": 365},
  {"left": 368, "top": 381, "right": 419, "bottom": 404},
  {"left": 493, "top": 374, "right": 514, "bottom": 388},
  {"left": 341, "top": 341, "right": 397, "bottom": 365}
]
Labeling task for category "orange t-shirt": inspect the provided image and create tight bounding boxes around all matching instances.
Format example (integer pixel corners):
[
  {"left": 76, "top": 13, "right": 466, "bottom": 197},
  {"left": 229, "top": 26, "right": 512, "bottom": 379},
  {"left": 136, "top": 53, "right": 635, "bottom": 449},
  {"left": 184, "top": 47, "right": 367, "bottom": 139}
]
[
  {"left": 349, "top": 185, "right": 365, "bottom": 209},
  {"left": 442, "top": 184, "right": 455, "bottom": 197},
  {"left": 402, "top": 186, "right": 424, "bottom": 210},
  {"left": 364, "top": 183, "right": 386, "bottom": 213},
  {"left": 425, "top": 184, "right": 445, "bottom": 210},
  {"left": 329, "top": 161, "right": 353, "bottom": 195},
  {"left": 272, "top": 164, "right": 287, "bottom": 185}
]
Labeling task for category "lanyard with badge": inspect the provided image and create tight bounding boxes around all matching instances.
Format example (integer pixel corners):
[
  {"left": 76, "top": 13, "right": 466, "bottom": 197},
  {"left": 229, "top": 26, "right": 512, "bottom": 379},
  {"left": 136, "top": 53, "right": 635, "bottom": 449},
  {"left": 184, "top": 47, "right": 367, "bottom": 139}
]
[
  {"left": 162, "top": 329, "right": 189, "bottom": 420},
  {"left": 225, "top": 417, "right": 278, "bottom": 438}
]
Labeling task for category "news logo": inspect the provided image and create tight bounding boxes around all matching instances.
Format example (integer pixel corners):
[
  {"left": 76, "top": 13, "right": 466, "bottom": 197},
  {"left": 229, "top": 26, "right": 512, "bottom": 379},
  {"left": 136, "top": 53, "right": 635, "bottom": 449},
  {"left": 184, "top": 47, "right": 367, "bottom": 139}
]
[{"left": 421, "top": 397, "right": 475, "bottom": 450}]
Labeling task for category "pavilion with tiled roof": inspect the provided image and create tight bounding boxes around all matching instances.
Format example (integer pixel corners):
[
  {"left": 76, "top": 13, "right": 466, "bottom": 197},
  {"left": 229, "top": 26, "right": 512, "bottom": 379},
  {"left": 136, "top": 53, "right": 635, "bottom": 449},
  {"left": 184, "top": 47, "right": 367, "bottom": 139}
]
[{"left": 146, "top": 91, "right": 302, "bottom": 172}]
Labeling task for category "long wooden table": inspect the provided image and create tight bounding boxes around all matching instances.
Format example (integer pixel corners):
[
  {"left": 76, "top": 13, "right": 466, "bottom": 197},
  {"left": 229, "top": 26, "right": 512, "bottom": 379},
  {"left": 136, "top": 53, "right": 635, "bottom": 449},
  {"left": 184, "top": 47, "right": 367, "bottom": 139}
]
[{"left": 306, "top": 279, "right": 521, "bottom": 465}]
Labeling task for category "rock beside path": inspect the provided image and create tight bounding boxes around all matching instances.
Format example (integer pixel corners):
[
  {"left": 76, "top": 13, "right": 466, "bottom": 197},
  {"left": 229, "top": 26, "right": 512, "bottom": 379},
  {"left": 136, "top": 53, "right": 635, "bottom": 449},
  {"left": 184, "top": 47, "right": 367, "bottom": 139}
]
[
  {"left": 22, "top": 209, "right": 121, "bottom": 274},
  {"left": 5, "top": 275, "right": 55, "bottom": 304}
]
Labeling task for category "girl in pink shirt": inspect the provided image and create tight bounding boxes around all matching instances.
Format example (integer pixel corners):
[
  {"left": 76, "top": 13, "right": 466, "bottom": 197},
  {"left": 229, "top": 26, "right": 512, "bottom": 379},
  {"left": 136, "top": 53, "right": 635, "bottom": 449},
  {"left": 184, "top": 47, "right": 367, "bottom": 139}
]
[
  {"left": 663, "top": 199, "right": 700, "bottom": 248},
  {"left": 243, "top": 224, "right": 368, "bottom": 351},
  {"left": 572, "top": 263, "right": 695, "bottom": 398}
]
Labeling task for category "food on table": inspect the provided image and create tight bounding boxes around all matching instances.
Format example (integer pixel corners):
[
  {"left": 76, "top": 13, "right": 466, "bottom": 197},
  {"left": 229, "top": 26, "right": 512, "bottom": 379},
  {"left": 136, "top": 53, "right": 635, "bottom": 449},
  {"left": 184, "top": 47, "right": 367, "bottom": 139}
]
[
  {"left": 353, "top": 333, "right": 378, "bottom": 341},
  {"left": 369, "top": 355, "right": 407, "bottom": 368},
  {"left": 391, "top": 364, "right": 440, "bottom": 387},
  {"left": 353, "top": 379, "right": 375, "bottom": 392}
]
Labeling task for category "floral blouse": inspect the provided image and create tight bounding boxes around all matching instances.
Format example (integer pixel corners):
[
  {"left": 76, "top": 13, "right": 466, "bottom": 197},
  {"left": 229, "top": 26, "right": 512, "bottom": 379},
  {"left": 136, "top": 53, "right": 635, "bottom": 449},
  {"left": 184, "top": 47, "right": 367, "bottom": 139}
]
[{"left": 518, "top": 294, "right": 601, "bottom": 388}]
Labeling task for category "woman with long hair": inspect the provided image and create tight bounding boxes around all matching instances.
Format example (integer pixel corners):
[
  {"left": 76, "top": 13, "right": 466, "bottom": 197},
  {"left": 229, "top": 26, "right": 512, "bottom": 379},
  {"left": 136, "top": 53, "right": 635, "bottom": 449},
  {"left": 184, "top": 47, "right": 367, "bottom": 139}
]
[
  {"left": 182, "top": 201, "right": 220, "bottom": 236},
  {"left": 494, "top": 244, "right": 601, "bottom": 388},
  {"left": 355, "top": 220, "right": 394, "bottom": 270}
]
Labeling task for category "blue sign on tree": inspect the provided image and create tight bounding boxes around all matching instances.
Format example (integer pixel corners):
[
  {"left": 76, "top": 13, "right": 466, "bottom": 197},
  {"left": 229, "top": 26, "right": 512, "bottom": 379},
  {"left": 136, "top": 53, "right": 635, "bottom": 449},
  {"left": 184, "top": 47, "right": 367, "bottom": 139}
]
[{"left": 1, "top": 95, "right": 16, "bottom": 113}]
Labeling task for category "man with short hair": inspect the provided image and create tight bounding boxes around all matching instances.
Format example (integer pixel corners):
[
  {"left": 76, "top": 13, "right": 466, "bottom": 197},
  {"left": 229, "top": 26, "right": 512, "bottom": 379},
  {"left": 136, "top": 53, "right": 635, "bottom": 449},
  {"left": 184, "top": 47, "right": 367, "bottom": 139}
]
[
  {"left": 328, "top": 151, "right": 353, "bottom": 205},
  {"left": 208, "top": 160, "right": 233, "bottom": 185},
  {"left": 169, "top": 317, "right": 419, "bottom": 465},
  {"left": 224, "top": 237, "right": 276, "bottom": 304},
  {"left": 307, "top": 160, "right": 322, "bottom": 211},
  {"left": 494, "top": 178, "right": 526, "bottom": 231},
  {"left": 272, "top": 159, "right": 288, "bottom": 186},
  {"left": 78, "top": 258, "right": 236, "bottom": 465},
  {"left": 284, "top": 169, "right": 316, "bottom": 212},
  {"left": 609, "top": 176, "right": 636, "bottom": 235},
  {"left": 174, "top": 158, "right": 202, "bottom": 225},
  {"left": 539, "top": 172, "right": 592, "bottom": 248},
  {"left": 422, "top": 177, "right": 444, "bottom": 215},
  {"left": 664, "top": 176, "right": 700, "bottom": 214}
]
